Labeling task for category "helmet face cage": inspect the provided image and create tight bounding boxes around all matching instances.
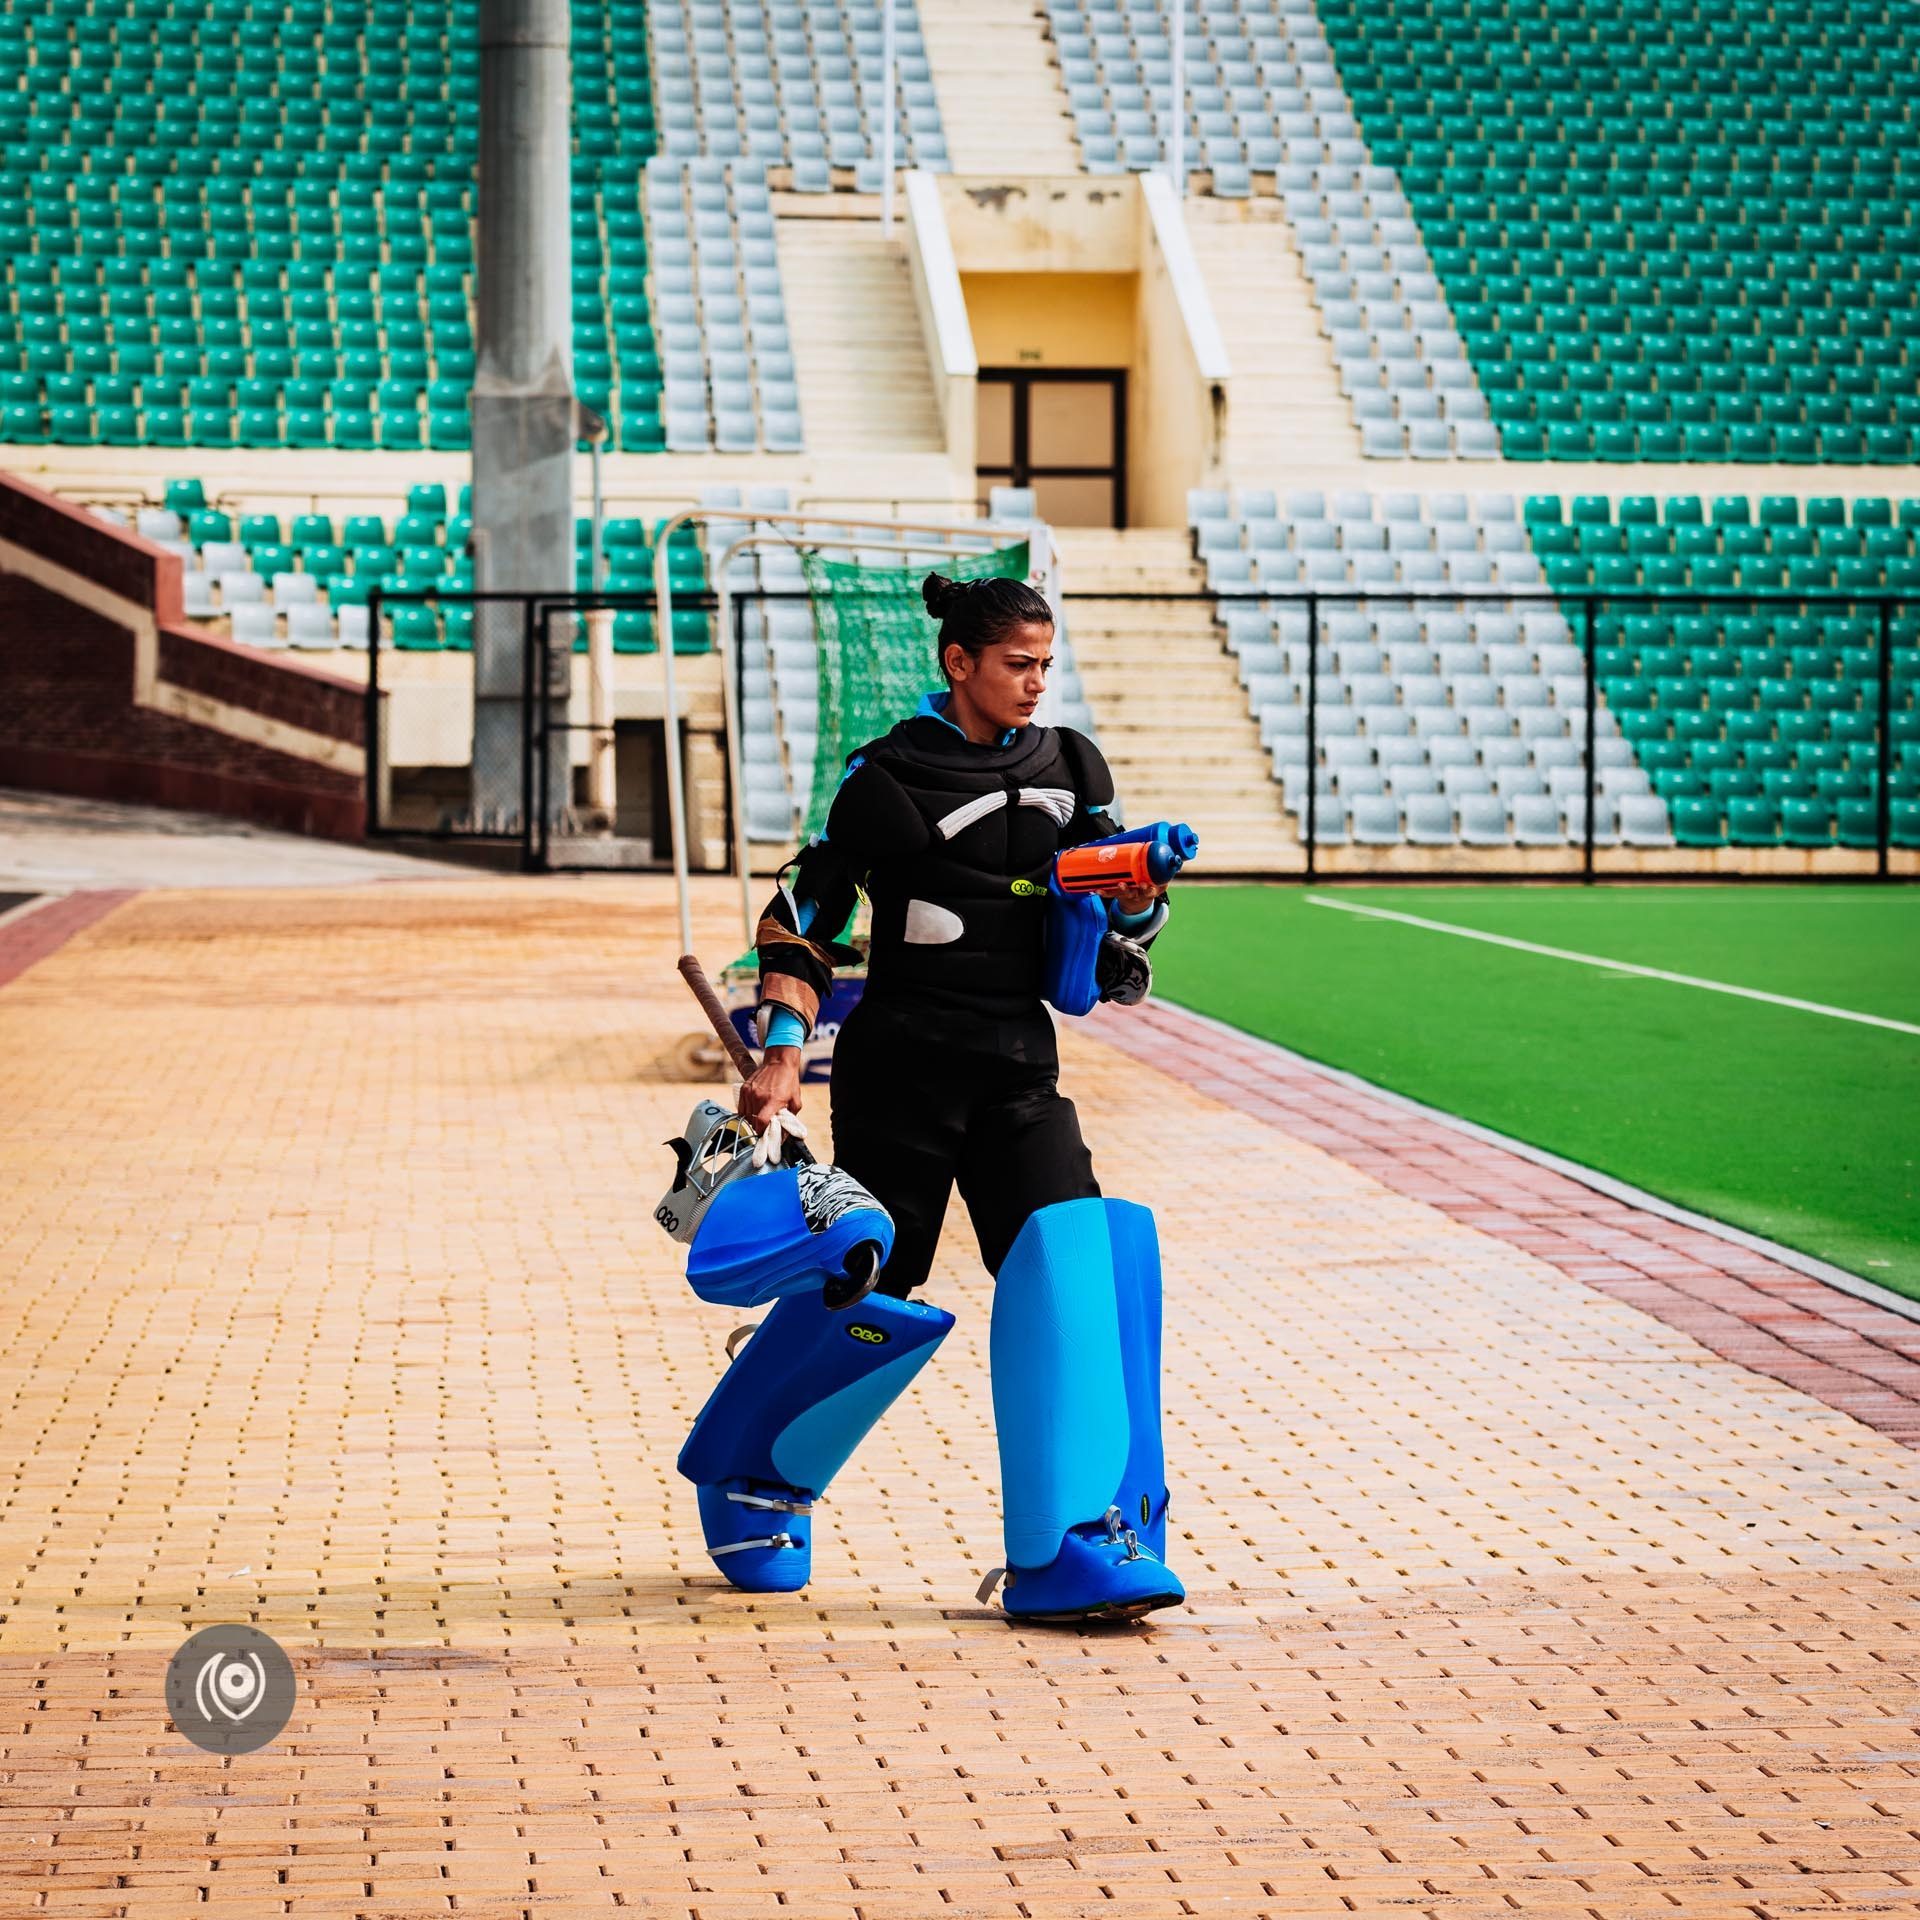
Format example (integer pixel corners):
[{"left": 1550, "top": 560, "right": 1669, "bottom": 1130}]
[{"left": 656, "top": 1100, "right": 760, "bottom": 1245}]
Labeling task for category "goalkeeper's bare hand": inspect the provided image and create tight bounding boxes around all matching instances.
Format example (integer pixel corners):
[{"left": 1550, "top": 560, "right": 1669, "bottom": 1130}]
[{"left": 738, "top": 1047, "right": 803, "bottom": 1132}]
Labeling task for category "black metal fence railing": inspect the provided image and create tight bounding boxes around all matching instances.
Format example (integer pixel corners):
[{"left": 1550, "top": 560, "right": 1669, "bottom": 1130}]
[
  {"left": 362, "top": 583, "right": 1917, "bottom": 882},
  {"left": 363, "top": 585, "right": 725, "bottom": 870},
  {"left": 1061, "top": 586, "right": 1916, "bottom": 882}
]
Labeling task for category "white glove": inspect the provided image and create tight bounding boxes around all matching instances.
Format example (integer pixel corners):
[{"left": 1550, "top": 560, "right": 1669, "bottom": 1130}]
[{"left": 750, "top": 1106, "right": 809, "bottom": 1169}]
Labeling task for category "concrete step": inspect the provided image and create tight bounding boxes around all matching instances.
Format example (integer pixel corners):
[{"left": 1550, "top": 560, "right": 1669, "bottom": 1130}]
[
  {"left": 1187, "top": 195, "right": 1363, "bottom": 476},
  {"left": 1059, "top": 529, "right": 1295, "bottom": 868},
  {"left": 918, "top": 0, "right": 1081, "bottom": 174},
  {"left": 777, "top": 219, "right": 944, "bottom": 454},
  {"left": 1067, "top": 633, "right": 1228, "bottom": 656}
]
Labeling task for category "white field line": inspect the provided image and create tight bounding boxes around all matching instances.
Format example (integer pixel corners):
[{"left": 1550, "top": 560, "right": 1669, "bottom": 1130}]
[{"left": 1304, "top": 894, "right": 1920, "bottom": 1038}]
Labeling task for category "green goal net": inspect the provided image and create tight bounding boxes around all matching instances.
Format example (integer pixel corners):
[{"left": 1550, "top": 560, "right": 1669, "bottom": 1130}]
[{"left": 797, "top": 540, "right": 1030, "bottom": 840}]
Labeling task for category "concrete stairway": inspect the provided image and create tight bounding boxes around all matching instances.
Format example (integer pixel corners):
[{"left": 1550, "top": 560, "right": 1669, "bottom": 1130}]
[
  {"left": 1187, "top": 195, "right": 1363, "bottom": 479},
  {"left": 918, "top": 0, "right": 1081, "bottom": 175},
  {"left": 1057, "top": 528, "right": 1299, "bottom": 873},
  {"left": 776, "top": 216, "right": 946, "bottom": 454}
]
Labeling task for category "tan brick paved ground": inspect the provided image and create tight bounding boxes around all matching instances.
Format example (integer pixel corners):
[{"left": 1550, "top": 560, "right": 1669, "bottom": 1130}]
[{"left": 3, "top": 876, "right": 1919, "bottom": 1919}]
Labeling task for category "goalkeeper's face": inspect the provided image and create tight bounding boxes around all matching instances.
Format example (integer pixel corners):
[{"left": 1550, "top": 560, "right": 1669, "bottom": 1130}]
[{"left": 945, "top": 620, "right": 1054, "bottom": 737}]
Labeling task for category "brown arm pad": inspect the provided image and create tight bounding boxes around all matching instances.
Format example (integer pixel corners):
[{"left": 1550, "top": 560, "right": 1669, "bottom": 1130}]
[
  {"left": 759, "top": 970, "right": 821, "bottom": 1032},
  {"left": 754, "top": 914, "right": 840, "bottom": 975}
]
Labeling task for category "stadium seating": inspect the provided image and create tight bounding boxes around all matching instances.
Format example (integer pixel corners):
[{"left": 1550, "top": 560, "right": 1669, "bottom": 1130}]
[
  {"left": 1047, "top": 1, "right": 1917, "bottom": 463},
  {"left": 648, "top": 0, "right": 948, "bottom": 184},
  {"left": 0, "top": 0, "right": 809, "bottom": 452},
  {"left": 642, "top": 159, "right": 803, "bottom": 452},
  {"left": 1045, "top": 2, "right": 1494, "bottom": 455},
  {"left": 1191, "top": 487, "right": 1642, "bottom": 846},
  {"left": 1519, "top": 492, "right": 1920, "bottom": 849},
  {"left": 1315, "top": 0, "right": 1920, "bottom": 464},
  {"left": 1047, "top": 0, "right": 1361, "bottom": 181},
  {"left": 132, "top": 475, "right": 713, "bottom": 653},
  {"left": 1193, "top": 487, "right": 1920, "bottom": 850}
]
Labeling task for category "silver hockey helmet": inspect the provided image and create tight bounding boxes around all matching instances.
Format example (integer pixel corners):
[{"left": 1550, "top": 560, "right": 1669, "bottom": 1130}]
[{"left": 655, "top": 1099, "right": 760, "bottom": 1245}]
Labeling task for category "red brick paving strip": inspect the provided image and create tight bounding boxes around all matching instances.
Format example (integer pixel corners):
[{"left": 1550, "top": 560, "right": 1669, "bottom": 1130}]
[
  {"left": 0, "top": 889, "right": 136, "bottom": 991},
  {"left": 1097, "top": 997, "right": 1920, "bottom": 1447}
]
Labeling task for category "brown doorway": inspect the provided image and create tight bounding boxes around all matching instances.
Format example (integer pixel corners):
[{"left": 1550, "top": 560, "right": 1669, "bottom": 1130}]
[{"left": 977, "top": 369, "right": 1127, "bottom": 529}]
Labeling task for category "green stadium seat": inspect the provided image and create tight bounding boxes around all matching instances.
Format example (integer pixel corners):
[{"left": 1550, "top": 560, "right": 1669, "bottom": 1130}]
[
  {"left": 1670, "top": 798, "right": 1725, "bottom": 846},
  {"left": 1835, "top": 799, "right": 1880, "bottom": 849},
  {"left": 1726, "top": 798, "right": 1779, "bottom": 845},
  {"left": 390, "top": 604, "right": 442, "bottom": 650},
  {"left": 1779, "top": 799, "right": 1835, "bottom": 847},
  {"left": 612, "top": 609, "right": 656, "bottom": 653},
  {"left": 1816, "top": 768, "right": 1872, "bottom": 803}
]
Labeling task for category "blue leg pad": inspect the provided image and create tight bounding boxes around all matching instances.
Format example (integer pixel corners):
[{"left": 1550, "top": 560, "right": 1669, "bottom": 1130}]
[
  {"left": 678, "top": 1289, "right": 954, "bottom": 1592},
  {"left": 988, "top": 1198, "right": 1182, "bottom": 1622},
  {"left": 685, "top": 1165, "right": 894, "bottom": 1309}
]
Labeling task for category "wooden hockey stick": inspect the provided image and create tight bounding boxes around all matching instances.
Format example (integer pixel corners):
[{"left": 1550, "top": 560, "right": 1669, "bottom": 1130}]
[{"left": 677, "top": 952, "right": 759, "bottom": 1082}]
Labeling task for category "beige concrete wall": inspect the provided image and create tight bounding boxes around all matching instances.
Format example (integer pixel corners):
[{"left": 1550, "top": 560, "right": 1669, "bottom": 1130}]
[
  {"left": 938, "top": 175, "right": 1228, "bottom": 529},
  {"left": 964, "top": 272, "right": 1136, "bottom": 368},
  {"left": 902, "top": 169, "right": 977, "bottom": 498},
  {"left": 937, "top": 176, "right": 1137, "bottom": 274},
  {"left": 1129, "top": 186, "right": 1229, "bottom": 529}
]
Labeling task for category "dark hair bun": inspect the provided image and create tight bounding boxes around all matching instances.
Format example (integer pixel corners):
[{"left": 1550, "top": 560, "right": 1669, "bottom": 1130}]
[{"left": 921, "top": 571, "right": 962, "bottom": 619}]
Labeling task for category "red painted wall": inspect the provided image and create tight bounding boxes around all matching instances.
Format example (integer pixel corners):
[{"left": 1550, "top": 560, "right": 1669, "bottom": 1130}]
[{"left": 0, "top": 472, "right": 367, "bottom": 840}]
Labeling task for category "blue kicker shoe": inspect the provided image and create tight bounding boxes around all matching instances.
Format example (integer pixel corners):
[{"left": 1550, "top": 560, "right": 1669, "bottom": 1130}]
[
  {"left": 983, "top": 1506, "right": 1185, "bottom": 1624},
  {"left": 678, "top": 1288, "right": 954, "bottom": 1592},
  {"left": 978, "top": 1197, "right": 1185, "bottom": 1625}
]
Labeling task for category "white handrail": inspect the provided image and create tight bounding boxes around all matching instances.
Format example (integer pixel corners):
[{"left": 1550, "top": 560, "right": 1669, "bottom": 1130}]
[{"left": 1140, "top": 170, "right": 1231, "bottom": 381}]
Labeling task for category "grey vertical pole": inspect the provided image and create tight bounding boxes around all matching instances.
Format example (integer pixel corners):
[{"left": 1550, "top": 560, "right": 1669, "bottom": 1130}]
[
  {"left": 1582, "top": 595, "right": 1597, "bottom": 882},
  {"left": 1169, "top": 1, "right": 1184, "bottom": 198},
  {"left": 1876, "top": 596, "right": 1893, "bottom": 880},
  {"left": 473, "top": 0, "right": 574, "bottom": 829},
  {"left": 880, "top": 0, "right": 897, "bottom": 236},
  {"left": 590, "top": 433, "right": 604, "bottom": 590},
  {"left": 1304, "top": 596, "right": 1318, "bottom": 883}
]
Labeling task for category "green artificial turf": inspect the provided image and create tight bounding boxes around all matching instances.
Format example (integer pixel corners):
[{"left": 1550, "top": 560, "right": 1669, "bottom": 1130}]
[{"left": 1152, "top": 885, "right": 1920, "bottom": 1297}]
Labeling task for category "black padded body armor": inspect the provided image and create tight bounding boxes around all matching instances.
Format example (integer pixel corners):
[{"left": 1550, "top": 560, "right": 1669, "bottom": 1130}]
[{"left": 826, "top": 716, "right": 1112, "bottom": 1019}]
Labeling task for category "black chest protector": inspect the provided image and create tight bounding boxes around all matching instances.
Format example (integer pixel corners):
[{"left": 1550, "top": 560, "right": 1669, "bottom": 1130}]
[{"left": 827, "top": 717, "right": 1109, "bottom": 1016}]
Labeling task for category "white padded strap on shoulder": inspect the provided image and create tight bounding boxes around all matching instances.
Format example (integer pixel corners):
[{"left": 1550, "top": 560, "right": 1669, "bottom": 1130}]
[
  {"left": 934, "top": 790, "right": 1008, "bottom": 839},
  {"left": 1017, "top": 786, "right": 1077, "bottom": 827}
]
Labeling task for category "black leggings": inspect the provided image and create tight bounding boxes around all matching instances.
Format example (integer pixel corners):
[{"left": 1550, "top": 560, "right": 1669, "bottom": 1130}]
[{"left": 829, "top": 998, "right": 1100, "bottom": 1296}]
